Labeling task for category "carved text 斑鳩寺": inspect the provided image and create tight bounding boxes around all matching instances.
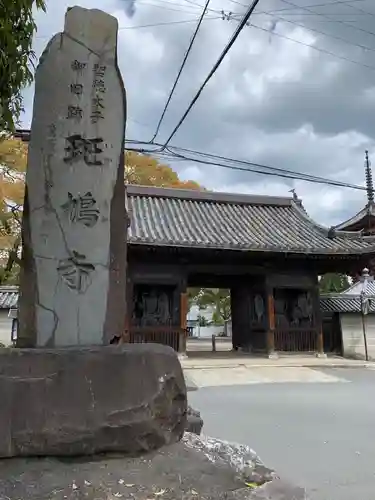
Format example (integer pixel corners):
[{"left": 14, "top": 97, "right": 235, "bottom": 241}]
[
  {"left": 64, "top": 135, "right": 104, "bottom": 166},
  {"left": 62, "top": 191, "right": 100, "bottom": 227}
]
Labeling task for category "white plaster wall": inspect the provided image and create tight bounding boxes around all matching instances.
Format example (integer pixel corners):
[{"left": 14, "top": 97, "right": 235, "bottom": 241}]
[
  {"left": 192, "top": 324, "right": 232, "bottom": 338},
  {"left": 0, "top": 310, "right": 12, "bottom": 346},
  {"left": 341, "top": 313, "right": 375, "bottom": 360}
]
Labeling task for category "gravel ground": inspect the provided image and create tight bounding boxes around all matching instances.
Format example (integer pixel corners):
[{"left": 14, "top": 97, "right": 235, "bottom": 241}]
[{"left": 0, "top": 435, "right": 306, "bottom": 499}]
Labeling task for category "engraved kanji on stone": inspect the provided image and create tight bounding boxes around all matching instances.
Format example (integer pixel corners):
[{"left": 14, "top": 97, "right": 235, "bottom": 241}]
[
  {"left": 70, "top": 83, "right": 83, "bottom": 95},
  {"left": 71, "top": 60, "right": 87, "bottom": 71},
  {"left": 62, "top": 191, "right": 100, "bottom": 227},
  {"left": 67, "top": 105, "right": 83, "bottom": 120},
  {"left": 91, "top": 96, "right": 104, "bottom": 123},
  {"left": 93, "top": 63, "right": 106, "bottom": 77},
  {"left": 64, "top": 134, "right": 103, "bottom": 166},
  {"left": 93, "top": 79, "right": 106, "bottom": 93},
  {"left": 57, "top": 251, "right": 95, "bottom": 293}
]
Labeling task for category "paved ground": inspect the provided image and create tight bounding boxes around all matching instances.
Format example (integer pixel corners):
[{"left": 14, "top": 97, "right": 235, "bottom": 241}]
[{"left": 188, "top": 367, "right": 375, "bottom": 500}]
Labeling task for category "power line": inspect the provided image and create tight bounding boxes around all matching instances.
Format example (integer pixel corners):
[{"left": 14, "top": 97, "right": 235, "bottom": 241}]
[
  {"left": 344, "top": 2, "right": 375, "bottom": 19},
  {"left": 239, "top": 10, "right": 375, "bottom": 55},
  {"left": 277, "top": 0, "right": 375, "bottom": 38},
  {"left": 161, "top": 0, "right": 262, "bottom": 148},
  {"left": 164, "top": 145, "right": 366, "bottom": 189},
  {"left": 228, "top": 0, "right": 367, "bottom": 14},
  {"left": 136, "top": 0, "right": 208, "bottom": 15},
  {"left": 152, "top": 0, "right": 212, "bottom": 141},
  {"left": 226, "top": 14, "right": 375, "bottom": 71},
  {"left": 125, "top": 139, "right": 370, "bottom": 193},
  {"left": 34, "top": 15, "right": 221, "bottom": 39}
]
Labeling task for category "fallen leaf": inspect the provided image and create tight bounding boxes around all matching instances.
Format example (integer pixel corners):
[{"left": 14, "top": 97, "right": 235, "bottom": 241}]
[
  {"left": 72, "top": 482, "right": 78, "bottom": 490},
  {"left": 84, "top": 480, "right": 91, "bottom": 486},
  {"left": 191, "top": 489, "right": 198, "bottom": 495},
  {"left": 245, "top": 482, "right": 258, "bottom": 489},
  {"left": 118, "top": 479, "right": 125, "bottom": 485},
  {"left": 114, "top": 493, "right": 123, "bottom": 498},
  {"left": 154, "top": 488, "right": 166, "bottom": 496},
  {"left": 125, "top": 484, "right": 135, "bottom": 487}
]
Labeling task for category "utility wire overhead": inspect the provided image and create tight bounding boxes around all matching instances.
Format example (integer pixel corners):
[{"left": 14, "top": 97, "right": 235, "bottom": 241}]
[
  {"left": 224, "top": 14, "right": 375, "bottom": 71},
  {"left": 152, "top": 0, "right": 212, "bottom": 141},
  {"left": 277, "top": 0, "right": 375, "bottom": 37},
  {"left": 233, "top": 10, "right": 375, "bottom": 54},
  {"left": 162, "top": 147, "right": 368, "bottom": 191},
  {"left": 228, "top": 0, "right": 367, "bottom": 14},
  {"left": 34, "top": 16, "right": 222, "bottom": 38},
  {"left": 125, "top": 139, "right": 369, "bottom": 192},
  {"left": 136, "top": 0, "right": 207, "bottom": 15},
  {"left": 162, "top": 0, "right": 262, "bottom": 148},
  {"left": 344, "top": 1, "right": 375, "bottom": 19}
]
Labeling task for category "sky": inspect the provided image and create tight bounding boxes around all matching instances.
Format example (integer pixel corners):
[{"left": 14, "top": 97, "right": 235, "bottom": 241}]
[{"left": 21, "top": 0, "right": 375, "bottom": 227}]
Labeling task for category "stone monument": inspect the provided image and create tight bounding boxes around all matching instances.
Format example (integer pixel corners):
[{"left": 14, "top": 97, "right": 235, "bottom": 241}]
[{"left": 17, "top": 6, "right": 127, "bottom": 347}]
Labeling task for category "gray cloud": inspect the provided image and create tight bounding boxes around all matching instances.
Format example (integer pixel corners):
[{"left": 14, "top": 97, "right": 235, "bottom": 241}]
[
  {"left": 22, "top": 0, "right": 375, "bottom": 228},
  {"left": 118, "top": 0, "right": 137, "bottom": 17}
]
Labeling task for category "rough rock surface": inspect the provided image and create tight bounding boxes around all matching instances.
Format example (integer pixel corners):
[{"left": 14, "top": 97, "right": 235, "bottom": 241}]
[
  {"left": 18, "top": 6, "right": 127, "bottom": 348},
  {"left": 0, "top": 434, "right": 307, "bottom": 499},
  {"left": 0, "top": 344, "right": 186, "bottom": 457},
  {"left": 185, "top": 406, "right": 204, "bottom": 435}
]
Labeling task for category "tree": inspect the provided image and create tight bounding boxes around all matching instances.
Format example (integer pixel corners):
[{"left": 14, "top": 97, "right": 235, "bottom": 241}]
[
  {"left": 0, "top": 0, "right": 46, "bottom": 132},
  {"left": 125, "top": 151, "right": 203, "bottom": 190},
  {"left": 0, "top": 143, "right": 204, "bottom": 284},
  {"left": 0, "top": 137, "right": 26, "bottom": 284},
  {"left": 319, "top": 273, "right": 350, "bottom": 294},
  {"left": 192, "top": 288, "right": 231, "bottom": 326}
]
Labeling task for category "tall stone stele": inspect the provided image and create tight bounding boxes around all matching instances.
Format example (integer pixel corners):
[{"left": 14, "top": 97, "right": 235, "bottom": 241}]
[{"left": 18, "top": 6, "right": 127, "bottom": 347}]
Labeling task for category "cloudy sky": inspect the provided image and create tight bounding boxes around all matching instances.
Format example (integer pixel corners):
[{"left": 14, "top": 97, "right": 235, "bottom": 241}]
[{"left": 21, "top": 0, "right": 375, "bottom": 226}]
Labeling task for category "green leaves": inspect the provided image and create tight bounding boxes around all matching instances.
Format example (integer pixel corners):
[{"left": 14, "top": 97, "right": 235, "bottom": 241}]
[
  {"left": 319, "top": 273, "right": 350, "bottom": 293},
  {"left": 189, "top": 288, "right": 231, "bottom": 325},
  {"left": 0, "top": 0, "right": 46, "bottom": 132}
]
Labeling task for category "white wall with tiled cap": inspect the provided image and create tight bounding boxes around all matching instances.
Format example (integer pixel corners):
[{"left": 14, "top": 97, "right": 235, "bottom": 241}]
[
  {"left": 341, "top": 313, "right": 375, "bottom": 360},
  {"left": 0, "top": 310, "right": 13, "bottom": 346}
]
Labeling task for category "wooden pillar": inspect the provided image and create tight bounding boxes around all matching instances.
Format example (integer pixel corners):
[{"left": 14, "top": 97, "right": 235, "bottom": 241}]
[
  {"left": 179, "top": 292, "right": 188, "bottom": 355},
  {"left": 266, "top": 289, "right": 277, "bottom": 358},
  {"left": 313, "top": 284, "right": 326, "bottom": 357}
]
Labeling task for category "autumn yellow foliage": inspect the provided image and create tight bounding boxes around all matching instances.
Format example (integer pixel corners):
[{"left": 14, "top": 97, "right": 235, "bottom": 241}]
[
  {"left": 125, "top": 151, "right": 203, "bottom": 190},
  {"left": 0, "top": 139, "right": 203, "bottom": 284}
]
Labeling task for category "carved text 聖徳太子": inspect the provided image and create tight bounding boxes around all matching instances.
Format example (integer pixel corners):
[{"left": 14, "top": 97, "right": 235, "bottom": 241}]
[{"left": 91, "top": 96, "right": 105, "bottom": 124}]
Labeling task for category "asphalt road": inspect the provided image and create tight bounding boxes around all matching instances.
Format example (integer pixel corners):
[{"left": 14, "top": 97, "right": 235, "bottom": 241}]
[{"left": 188, "top": 368, "right": 375, "bottom": 500}]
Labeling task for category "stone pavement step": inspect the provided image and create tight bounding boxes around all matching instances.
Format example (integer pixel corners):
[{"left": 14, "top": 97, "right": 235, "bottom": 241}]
[
  {"left": 184, "top": 366, "right": 349, "bottom": 388},
  {"left": 181, "top": 355, "right": 375, "bottom": 371}
]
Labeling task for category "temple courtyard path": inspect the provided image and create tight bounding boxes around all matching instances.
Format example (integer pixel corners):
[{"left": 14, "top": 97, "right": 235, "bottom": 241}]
[{"left": 188, "top": 367, "right": 375, "bottom": 500}]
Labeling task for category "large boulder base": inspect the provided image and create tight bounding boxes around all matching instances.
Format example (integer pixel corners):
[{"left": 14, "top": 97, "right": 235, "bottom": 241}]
[
  {"left": 0, "top": 437, "right": 307, "bottom": 499},
  {"left": 0, "top": 344, "right": 186, "bottom": 457}
]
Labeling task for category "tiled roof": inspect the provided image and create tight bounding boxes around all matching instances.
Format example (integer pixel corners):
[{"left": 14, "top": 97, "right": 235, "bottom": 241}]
[
  {"left": 0, "top": 286, "right": 18, "bottom": 309},
  {"left": 320, "top": 295, "right": 375, "bottom": 314},
  {"left": 334, "top": 203, "right": 375, "bottom": 232},
  {"left": 342, "top": 279, "right": 375, "bottom": 296},
  {"left": 127, "top": 185, "right": 375, "bottom": 255}
]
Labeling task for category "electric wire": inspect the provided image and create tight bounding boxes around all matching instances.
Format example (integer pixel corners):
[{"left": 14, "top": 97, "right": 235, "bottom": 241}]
[
  {"left": 161, "top": 0, "right": 262, "bottom": 148},
  {"left": 277, "top": 0, "right": 375, "bottom": 38},
  {"left": 226, "top": 14, "right": 375, "bottom": 71},
  {"left": 230, "top": 8, "right": 375, "bottom": 54},
  {"left": 152, "top": 0, "right": 212, "bottom": 141},
  {"left": 125, "top": 139, "right": 369, "bottom": 193},
  {"left": 34, "top": 15, "right": 222, "bottom": 39},
  {"left": 228, "top": 0, "right": 367, "bottom": 14}
]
